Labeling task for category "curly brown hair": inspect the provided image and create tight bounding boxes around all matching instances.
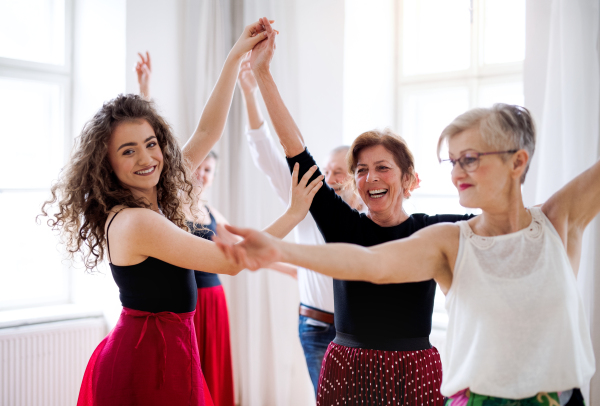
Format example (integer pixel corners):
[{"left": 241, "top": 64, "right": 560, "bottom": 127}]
[{"left": 40, "top": 94, "right": 198, "bottom": 271}]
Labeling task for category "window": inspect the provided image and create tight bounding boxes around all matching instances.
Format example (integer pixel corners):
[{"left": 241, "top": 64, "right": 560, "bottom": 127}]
[
  {"left": 396, "top": 0, "right": 525, "bottom": 332},
  {"left": 398, "top": 0, "right": 525, "bottom": 216},
  {"left": 0, "top": 0, "right": 73, "bottom": 310}
]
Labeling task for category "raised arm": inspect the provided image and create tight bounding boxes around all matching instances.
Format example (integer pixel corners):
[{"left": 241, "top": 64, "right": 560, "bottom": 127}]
[
  {"left": 135, "top": 52, "right": 152, "bottom": 100},
  {"left": 542, "top": 158, "right": 600, "bottom": 272},
  {"left": 260, "top": 163, "right": 323, "bottom": 238},
  {"left": 215, "top": 222, "right": 458, "bottom": 291},
  {"left": 250, "top": 18, "right": 305, "bottom": 157},
  {"left": 238, "top": 57, "right": 264, "bottom": 130},
  {"left": 182, "top": 20, "right": 272, "bottom": 172},
  {"left": 240, "top": 59, "right": 293, "bottom": 205},
  {"left": 209, "top": 163, "right": 322, "bottom": 243}
]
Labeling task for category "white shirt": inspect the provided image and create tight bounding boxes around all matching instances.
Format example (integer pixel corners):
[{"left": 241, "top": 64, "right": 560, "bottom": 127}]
[
  {"left": 246, "top": 123, "right": 335, "bottom": 314},
  {"left": 442, "top": 207, "right": 595, "bottom": 398}
]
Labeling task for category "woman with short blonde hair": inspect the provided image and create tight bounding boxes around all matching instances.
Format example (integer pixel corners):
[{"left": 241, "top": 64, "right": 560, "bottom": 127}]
[{"left": 217, "top": 103, "right": 597, "bottom": 405}]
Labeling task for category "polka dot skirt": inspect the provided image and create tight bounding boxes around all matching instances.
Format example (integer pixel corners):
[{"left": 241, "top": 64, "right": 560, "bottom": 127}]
[{"left": 317, "top": 342, "right": 443, "bottom": 406}]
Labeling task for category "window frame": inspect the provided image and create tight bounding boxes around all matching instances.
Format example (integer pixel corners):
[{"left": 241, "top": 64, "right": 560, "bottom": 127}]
[
  {"left": 0, "top": 0, "right": 75, "bottom": 310},
  {"left": 395, "top": 0, "right": 524, "bottom": 133}
]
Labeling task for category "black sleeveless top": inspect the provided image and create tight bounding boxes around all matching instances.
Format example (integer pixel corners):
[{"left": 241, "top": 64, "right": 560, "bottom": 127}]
[
  {"left": 287, "top": 149, "right": 474, "bottom": 351},
  {"left": 186, "top": 206, "right": 221, "bottom": 289},
  {"left": 106, "top": 210, "right": 197, "bottom": 313}
]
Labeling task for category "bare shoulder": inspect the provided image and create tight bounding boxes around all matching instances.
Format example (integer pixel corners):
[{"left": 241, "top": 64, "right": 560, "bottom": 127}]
[
  {"left": 415, "top": 222, "right": 462, "bottom": 269},
  {"left": 418, "top": 223, "right": 461, "bottom": 293},
  {"left": 416, "top": 222, "right": 461, "bottom": 243},
  {"left": 105, "top": 206, "right": 170, "bottom": 238}
]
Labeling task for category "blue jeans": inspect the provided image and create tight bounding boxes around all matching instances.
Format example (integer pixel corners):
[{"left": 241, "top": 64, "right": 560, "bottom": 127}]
[{"left": 298, "top": 314, "right": 336, "bottom": 398}]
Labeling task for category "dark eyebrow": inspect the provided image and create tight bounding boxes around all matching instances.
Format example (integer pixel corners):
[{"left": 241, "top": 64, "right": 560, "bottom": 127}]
[
  {"left": 117, "top": 142, "right": 136, "bottom": 151},
  {"left": 117, "top": 135, "right": 156, "bottom": 152}
]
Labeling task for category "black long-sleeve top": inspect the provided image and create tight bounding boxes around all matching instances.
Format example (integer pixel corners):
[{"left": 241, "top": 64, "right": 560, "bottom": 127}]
[{"left": 287, "top": 148, "right": 472, "bottom": 350}]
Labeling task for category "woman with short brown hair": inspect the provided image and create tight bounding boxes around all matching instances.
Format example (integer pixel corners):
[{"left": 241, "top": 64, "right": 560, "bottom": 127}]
[{"left": 240, "top": 18, "right": 474, "bottom": 405}]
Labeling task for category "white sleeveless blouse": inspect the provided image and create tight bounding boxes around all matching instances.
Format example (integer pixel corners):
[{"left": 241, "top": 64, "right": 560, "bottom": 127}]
[{"left": 441, "top": 207, "right": 595, "bottom": 399}]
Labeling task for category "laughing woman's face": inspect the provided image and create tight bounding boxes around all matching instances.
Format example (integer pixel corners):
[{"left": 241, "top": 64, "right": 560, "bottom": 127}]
[{"left": 354, "top": 144, "right": 407, "bottom": 216}]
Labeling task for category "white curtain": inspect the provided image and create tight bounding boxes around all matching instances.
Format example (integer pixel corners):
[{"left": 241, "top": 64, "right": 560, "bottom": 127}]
[{"left": 523, "top": 0, "right": 600, "bottom": 403}]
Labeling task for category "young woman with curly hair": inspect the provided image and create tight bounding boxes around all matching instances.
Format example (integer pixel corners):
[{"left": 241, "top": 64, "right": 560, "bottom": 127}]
[{"left": 40, "top": 20, "right": 321, "bottom": 406}]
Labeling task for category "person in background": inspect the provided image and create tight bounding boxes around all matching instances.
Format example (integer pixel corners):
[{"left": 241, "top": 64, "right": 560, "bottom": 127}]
[
  {"left": 215, "top": 103, "right": 597, "bottom": 406},
  {"left": 238, "top": 59, "right": 364, "bottom": 396}
]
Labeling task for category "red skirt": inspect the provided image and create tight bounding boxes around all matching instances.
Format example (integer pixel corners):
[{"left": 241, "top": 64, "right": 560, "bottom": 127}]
[
  {"left": 194, "top": 286, "right": 235, "bottom": 406},
  {"left": 317, "top": 342, "right": 443, "bottom": 406},
  {"left": 77, "top": 307, "right": 214, "bottom": 406}
]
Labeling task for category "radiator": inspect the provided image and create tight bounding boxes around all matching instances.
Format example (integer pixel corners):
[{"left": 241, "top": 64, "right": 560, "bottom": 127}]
[{"left": 0, "top": 317, "right": 106, "bottom": 406}]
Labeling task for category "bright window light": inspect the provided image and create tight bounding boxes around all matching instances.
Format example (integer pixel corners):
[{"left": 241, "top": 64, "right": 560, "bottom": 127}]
[
  {"left": 402, "top": 0, "right": 472, "bottom": 76},
  {"left": 0, "top": 77, "right": 65, "bottom": 189},
  {"left": 0, "top": 0, "right": 66, "bottom": 65},
  {"left": 0, "top": 191, "right": 69, "bottom": 309},
  {"left": 482, "top": 0, "right": 526, "bottom": 65}
]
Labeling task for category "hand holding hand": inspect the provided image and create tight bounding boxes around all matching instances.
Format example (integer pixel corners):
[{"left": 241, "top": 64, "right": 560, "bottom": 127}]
[
  {"left": 250, "top": 17, "right": 277, "bottom": 73},
  {"left": 135, "top": 51, "right": 152, "bottom": 100},
  {"left": 287, "top": 163, "right": 323, "bottom": 220},
  {"left": 213, "top": 225, "right": 283, "bottom": 270},
  {"left": 238, "top": 56, "right": 258, "bottom": 95},
  {"left": 230, "top": 18, "right": 275, "bottom": 60}
]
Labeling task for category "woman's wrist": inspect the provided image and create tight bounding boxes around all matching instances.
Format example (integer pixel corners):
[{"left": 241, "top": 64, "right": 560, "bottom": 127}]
[
  {"left": 225, "top": 51, "right": 245, "bottom": 70},
  {"left": 242, "top": 88, "right": 258, "bottom": 101},
  {"left": 277, "top": 239, "right": 292, "bottom": 264},
  {"left": 253, "top": 67, "right": 272, "bottom": 83}
]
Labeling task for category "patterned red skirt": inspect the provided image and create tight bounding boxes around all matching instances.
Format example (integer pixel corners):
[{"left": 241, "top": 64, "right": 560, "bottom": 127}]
[
  {"left": 77, "top": 307, "right": 214, "bottom": 406},
  {"left": 194, "top": 286, "right": 235, "bottom": 406},
  {"left": 317, "top": 342, "right": 443, "bottom": 406}
]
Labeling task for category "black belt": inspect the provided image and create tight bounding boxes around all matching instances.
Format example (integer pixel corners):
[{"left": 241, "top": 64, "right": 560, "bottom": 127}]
[{"left": 333, "top": 331, "right": 431, "bottom": 351}]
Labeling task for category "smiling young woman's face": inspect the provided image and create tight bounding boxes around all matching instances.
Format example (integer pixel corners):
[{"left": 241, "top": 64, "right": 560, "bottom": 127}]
[{"left": 107, "top": 119, "right": 163, "bottom": 195}]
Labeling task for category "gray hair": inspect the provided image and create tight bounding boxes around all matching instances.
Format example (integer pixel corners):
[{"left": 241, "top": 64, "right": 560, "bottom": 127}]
[
  {"left": 330, "top": 145, "right": 350, "bottom": 156},
  {"left": 207, "top": 150, "right": 218, "bottom": 160},
  {"left": 437, "top": 104, "right": 536, "bottom": 183}
]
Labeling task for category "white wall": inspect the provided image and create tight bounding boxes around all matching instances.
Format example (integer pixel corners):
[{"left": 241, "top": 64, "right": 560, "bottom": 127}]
[
  {"left": 125, "top": 0, "right": 186, "bottom": 141},
  {"left": 343, "top": 0, "right": 396, "bottom": 146},
  {"left": 294, "top": 0, "right": 346, "bottom": 165}
]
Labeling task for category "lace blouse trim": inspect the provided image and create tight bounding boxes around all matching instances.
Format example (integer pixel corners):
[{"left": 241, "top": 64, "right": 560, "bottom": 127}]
[{"left": 459, "top": 207, "right": 544, "bottom": 250}]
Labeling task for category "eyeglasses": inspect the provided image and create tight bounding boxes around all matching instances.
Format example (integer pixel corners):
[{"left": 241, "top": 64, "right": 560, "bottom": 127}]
[{"left": 440, "top": 150, "right": 518, "bottom": 172}]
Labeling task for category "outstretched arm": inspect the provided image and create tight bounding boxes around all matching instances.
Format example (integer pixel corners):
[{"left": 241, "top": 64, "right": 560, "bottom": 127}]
[
  {"left": 266, "top": 262, "right": 297, "bottom": 279},
  {"left": 250, "top": 18, "right": 305, "bottom": 157},
  {"left": 215, "top": 222, "right": 457, "bottom": 290},
  {"left": 182, "top": 19, "right": 272, "bottom": 172},
  {"left": 542, "top": 159, "right": 600, "bottom": 273}
]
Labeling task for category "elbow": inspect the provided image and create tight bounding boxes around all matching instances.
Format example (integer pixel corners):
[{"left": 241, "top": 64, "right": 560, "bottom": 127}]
[{"left": 226, "top": 266, "right": 244, "bottom": 276}]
